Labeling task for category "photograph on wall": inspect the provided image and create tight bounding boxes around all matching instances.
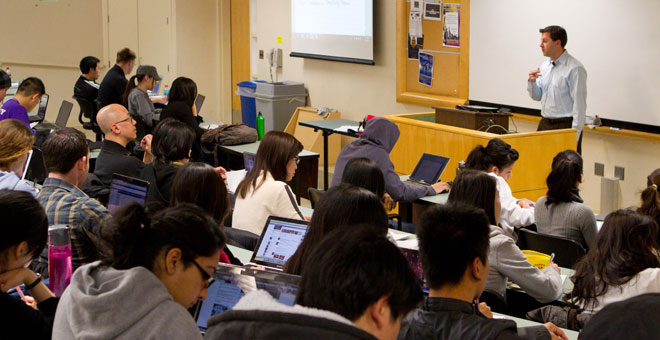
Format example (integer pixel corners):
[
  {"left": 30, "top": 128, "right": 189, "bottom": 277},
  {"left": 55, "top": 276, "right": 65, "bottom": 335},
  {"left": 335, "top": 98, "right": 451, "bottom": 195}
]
[
  {"left": 442, "top": 3, "right": 460, "bottom": 47},
  {"left": 418, "top": 52, "right": 434, "bottom": 87},
  {"left": 424, "top": 0, "right": 442, "bottom": 20},
  {"left": 408, "top": 35, "right": 424, "bottom": 60}
]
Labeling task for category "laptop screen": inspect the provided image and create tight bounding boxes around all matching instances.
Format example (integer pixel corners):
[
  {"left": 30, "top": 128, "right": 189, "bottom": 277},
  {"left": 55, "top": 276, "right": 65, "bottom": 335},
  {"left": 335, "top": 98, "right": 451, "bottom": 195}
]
[
  {"left": 243, "top": 152, "right": 256, "bottom": 173},
  {"left": 30, "top": 93, "right": 49, "bottom": 120},
  {"left": 107, "top": 174, "right": 150, "bottom": 214},
  {"left": 195, "top": 94, "right": 206, "bottom": 114},
  {"left": 251, "top": 216, "right": 309, "bottom": 269},
  {"left": 410, "top": 153, "right": 450, "bottom": 184},
  {"left": 195, "top": 264, "right": 300, "bottom": 331},
  {"left": 55, "top": 101, "right": 74, "bottom": 128},
  {"left": 400, "top": 247, "right": 429, "bottom": 293}
]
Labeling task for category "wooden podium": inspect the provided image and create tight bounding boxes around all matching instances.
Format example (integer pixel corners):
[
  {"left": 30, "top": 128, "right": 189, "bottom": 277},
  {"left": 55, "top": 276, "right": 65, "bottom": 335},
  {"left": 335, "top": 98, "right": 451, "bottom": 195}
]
[{"left": 435, "top": 107, "right": 513, "bottom": 134}]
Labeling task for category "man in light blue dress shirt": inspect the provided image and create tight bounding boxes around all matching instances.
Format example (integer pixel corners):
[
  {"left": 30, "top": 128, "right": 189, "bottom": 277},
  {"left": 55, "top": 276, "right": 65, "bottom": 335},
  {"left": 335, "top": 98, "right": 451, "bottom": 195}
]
[{"left": 528, "top": 25, "right": 587, "bottom": 153}]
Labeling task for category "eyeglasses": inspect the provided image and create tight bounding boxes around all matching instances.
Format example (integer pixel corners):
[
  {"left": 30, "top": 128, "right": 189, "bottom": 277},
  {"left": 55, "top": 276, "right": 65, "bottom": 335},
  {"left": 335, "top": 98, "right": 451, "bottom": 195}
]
[
  {"left": 113, "top": 116, "right": 133, "bottom": 125},
  {"left": 293, "top": 156, "right": 300, "bottom": 165},
  {"left": 191, "top": 259, "right": 215, "bottom": 288}
]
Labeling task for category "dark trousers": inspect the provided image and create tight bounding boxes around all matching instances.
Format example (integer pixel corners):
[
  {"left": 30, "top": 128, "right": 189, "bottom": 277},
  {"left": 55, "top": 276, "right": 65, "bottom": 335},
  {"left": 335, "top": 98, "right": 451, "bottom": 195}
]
[{"left": 537, "top": 117, "right": 583, "bottom": 154}]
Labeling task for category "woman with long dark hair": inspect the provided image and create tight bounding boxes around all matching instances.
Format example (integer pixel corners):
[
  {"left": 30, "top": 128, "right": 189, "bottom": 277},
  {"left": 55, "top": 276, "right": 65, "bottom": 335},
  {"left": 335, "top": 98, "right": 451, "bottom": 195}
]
[
  {"left": 567, "top": 209, "right": 660, "bottom": 314},
  {"left": 232, "top": 131, "right": 304, "bottom": 235},
  {"left": 160, "top": 77, "right": 204, "bottom": 161},
  {"left": 637, "top": 168, "right": 660, "bottom": 228},
  {"left": 449, "top": 169, "right": 563, "bottom": 304},
  {"left": 535, "top": 150, "right": 597, "bottom": 248}
]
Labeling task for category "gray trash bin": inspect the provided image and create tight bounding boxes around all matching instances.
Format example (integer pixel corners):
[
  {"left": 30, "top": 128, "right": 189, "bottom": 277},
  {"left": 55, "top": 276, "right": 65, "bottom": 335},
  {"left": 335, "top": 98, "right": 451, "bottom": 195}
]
[{"left": 254, "top": 81, "right": 307, "bottom": 133}]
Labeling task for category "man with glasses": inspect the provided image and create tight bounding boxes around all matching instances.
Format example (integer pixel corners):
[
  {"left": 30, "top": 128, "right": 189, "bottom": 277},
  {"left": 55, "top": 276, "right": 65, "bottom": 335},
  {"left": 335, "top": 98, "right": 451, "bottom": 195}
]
[
  {"left": 94, "top": 104, "right": 154, "bottom": 186},
  {"left": 0, "top": 77, "right": 45, "bottom": 129}
]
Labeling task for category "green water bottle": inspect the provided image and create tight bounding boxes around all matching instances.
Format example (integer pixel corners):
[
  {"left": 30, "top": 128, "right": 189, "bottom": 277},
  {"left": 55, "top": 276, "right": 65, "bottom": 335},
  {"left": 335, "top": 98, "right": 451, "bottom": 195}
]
[{"left": 257, "top": 112, "right": 265, "bottom": 140}]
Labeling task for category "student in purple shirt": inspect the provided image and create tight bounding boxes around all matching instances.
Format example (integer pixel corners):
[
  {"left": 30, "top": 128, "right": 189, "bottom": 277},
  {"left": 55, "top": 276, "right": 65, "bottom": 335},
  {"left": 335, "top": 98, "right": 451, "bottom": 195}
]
[{"left": 0, "top": 77, "right": 45, "bottom": 129}]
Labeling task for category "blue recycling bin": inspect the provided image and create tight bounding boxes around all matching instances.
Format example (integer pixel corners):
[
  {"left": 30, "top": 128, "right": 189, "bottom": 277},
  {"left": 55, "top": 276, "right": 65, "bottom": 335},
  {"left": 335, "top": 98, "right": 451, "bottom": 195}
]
[{"left": 236, "top": 81, "right": 266, "bottom": 128}]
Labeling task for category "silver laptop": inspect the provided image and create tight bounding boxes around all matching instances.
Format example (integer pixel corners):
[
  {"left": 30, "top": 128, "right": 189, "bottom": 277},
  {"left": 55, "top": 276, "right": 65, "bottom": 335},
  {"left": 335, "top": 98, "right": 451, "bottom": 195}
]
[
  {"left": 248, "top": 216, "right": 310, "bottom": 271},
  {"left": 193, "top": 263, "right": 300, "bottom": 332},
  {"left": 35, "top": 100, "right": 73, "bottom": 130},
  {"left": 405, "top": 153, "right": 450, "bottom": 186}
]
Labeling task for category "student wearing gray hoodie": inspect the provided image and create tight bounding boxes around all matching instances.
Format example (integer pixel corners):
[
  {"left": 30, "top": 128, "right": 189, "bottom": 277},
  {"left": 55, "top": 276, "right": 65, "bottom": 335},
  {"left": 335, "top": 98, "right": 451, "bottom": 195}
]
[
  {"left": 331, "top": 117, "right": 449, "bottom": 203},
  {"left": 52, "top": 203, "right": 226, "bottom": 340},
  {"left": 0, "top": 119, "right": 37, "bottom": 195}
]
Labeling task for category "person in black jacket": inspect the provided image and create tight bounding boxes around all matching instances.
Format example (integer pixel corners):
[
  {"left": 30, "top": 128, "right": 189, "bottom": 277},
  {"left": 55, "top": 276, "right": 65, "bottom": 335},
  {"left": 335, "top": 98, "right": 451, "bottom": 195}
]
[
  {"left": 0, "top": 190, "right": 59, "bottom": 339},
  {"left": 160, "top": 77, "right": 205, "bottom": 161},
  {"left": 398, "top": 203, "right": 568, "bottom": 340}
]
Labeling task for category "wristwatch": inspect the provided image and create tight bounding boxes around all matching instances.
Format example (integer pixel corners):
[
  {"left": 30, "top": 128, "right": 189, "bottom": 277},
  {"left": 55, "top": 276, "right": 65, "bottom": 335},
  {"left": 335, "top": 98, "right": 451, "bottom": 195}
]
[{"left": 25, "top": 273, "right": 42, "bottom": 290}]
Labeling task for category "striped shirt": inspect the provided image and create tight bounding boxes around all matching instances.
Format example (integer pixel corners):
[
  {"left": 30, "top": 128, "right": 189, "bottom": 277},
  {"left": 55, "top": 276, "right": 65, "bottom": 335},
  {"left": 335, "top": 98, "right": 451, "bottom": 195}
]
[{"left": 35, "top": 178, "right": 110, "bottom": 273}]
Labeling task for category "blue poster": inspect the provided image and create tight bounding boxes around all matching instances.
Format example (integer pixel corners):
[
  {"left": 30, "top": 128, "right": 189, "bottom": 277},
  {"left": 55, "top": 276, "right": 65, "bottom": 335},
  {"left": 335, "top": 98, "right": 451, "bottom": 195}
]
[{"left": 418, "top": 52, "right": 434, "bottom": 87}]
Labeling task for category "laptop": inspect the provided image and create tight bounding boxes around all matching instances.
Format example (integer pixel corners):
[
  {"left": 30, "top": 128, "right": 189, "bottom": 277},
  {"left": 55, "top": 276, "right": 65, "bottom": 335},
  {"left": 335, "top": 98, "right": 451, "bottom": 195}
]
[
  {"left": 405, "top": 153, "right": 450, "bottom": 186},
  {"left": 20, "top": 150, "right": 33, "bottom": 180},
  {"left": 107, "top": 174, "right": 150, "bottom": 214},
  {"left": 195, "top": 94, "right": 205, "bottom": 114},
  {"left": 28, "top": 93, "right": 49, "bottom": 123},
  {"left": 193, "top": 263, "right": 300, "bottom": 333},
  {"left": 248, "top": 216, "right": 310, "bottom": 271},
  {"left": 34, "top": 100, "right": 73, "bottom": 130},
  {"left": 243, "top": 152, "right": 256, "bottom": 173},
  {"left": 399, "top": 247, "right": 429, "bottom": 293}
]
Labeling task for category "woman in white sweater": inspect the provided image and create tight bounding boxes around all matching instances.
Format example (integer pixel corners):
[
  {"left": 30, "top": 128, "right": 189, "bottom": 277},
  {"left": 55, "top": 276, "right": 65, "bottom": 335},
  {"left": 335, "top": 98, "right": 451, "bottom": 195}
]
[
  {"left": 465, "top": 138, "right": 535, "bottom": 236},
  {"left": 232, "top": 131, "right": 305, "bottom": 235},
  {"left": 567, "top": 209, "right": 660, "bottom": 314},
  {"left": 448, "top": 169, "right": 563, "bottom": 305}
]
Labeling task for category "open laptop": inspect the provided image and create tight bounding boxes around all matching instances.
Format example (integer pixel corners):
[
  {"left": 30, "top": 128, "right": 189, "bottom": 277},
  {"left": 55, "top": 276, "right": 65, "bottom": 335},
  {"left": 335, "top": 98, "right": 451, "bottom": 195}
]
[
  {"left": 405, "top": 153, "right": 450, "bottom": 186},
  {"left": 193, "top": 263, "right": 300, "bottom": 333},
  {"left": 20, "top": 150, "right": 33, "bottom": 180},
  {"left": 28, "top": 93, "right": 49, "bottom": 123},
  {"left": 195, "top": 94, "right": 205, "bottom": 114},
  {"left": 107, "top": 174, "right": 150, "bottom": 214},
  {"left": 399, "top": 247, "right": 429, "bottom": 293},
  {"left": 33, "top": 100, "right": 73, "bottom": 130},
  {"left": 248, "top": 216, "right": 310, "bottom": 271}
]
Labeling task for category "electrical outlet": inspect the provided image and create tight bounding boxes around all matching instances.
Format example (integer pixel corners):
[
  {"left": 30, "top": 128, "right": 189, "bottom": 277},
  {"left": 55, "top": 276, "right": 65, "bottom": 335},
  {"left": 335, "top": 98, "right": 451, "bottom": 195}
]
[
  {"left": 594, "top": 162, "right": 604, "bottom": 176},
  {"left": 259, "top": 50, "right": 264, "bottom": 59},
  {"left": 614, "top": 166, "right": 625, "bottom": 181}
]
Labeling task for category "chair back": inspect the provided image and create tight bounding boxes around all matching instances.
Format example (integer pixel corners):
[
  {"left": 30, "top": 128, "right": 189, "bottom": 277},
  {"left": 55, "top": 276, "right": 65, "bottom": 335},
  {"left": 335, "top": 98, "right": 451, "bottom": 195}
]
[
  {"left": 307, "top": 187, "right": 325, "bottom": 209},
  {"left": 225, "top": 227, "right": 260, "bottom": 251},
  {"left": 518, "top": 228, "right": 587, "bottom": 268}
]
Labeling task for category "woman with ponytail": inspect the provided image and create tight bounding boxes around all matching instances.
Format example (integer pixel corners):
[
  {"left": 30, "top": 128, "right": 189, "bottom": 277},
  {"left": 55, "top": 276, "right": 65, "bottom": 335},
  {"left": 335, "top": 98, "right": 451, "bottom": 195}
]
[
  {"left": 535, "top": 150, "right": 597, "bottom": 248},
  {"left": 53, "top": 203, "right": 226, "bottom": 339},
  {"left": 637, "top": 168, "right": 660, "bottom": 228},
  {"left": 122, "top": 65, "right": 164, "bottom": 130}
]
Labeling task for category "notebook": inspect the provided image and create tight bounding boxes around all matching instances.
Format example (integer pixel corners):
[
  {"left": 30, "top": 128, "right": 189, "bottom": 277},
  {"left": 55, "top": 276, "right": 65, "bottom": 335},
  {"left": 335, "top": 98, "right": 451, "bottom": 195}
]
[
  {"left": 249, "top": 216, "right": 310, "bottom": 271},
  {"left": 195, "top": 93, "right": 205, "bottom": 114},
  {"left": 193, "top": 263, "right": 300, "bottom": 332},
  {"left": 28, "top": 93, "right": 48, "bottom": 123},
  {"left": 405, "top": 153, "right": 450, "bottom": 186},
  {"left": 107, "top": 174, "right": 150, "bottom": 214}
]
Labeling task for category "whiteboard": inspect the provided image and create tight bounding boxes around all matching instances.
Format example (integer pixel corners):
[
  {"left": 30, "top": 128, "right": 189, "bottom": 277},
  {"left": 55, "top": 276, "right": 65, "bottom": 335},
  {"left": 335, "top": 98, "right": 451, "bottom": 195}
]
[{"left": 469, "top": 0, "right": 660, "bottom": 127}]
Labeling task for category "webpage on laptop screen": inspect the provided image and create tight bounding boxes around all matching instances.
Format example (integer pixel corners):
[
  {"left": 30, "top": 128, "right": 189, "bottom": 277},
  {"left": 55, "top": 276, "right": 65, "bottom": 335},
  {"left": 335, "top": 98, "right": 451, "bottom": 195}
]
[
  {"left": 107, "top": 179, "right": 148, "bottom": 214},
  {"left": 254, "top": 220, "right": 308, "bottom": 266}
]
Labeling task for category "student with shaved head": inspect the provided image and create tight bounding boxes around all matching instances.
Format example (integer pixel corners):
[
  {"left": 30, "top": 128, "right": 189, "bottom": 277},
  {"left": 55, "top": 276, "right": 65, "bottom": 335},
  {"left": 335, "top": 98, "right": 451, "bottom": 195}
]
[{"left": 93, "top": 104, "right": 153, "bottom": 186}]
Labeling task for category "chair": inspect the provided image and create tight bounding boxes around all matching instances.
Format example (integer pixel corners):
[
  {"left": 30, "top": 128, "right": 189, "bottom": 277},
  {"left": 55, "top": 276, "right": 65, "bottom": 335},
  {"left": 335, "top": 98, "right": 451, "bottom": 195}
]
[
  {"left": 307, "top": 187, "right": 325, "bottom": 209},
  {"left": 224, "top": 227, "right": 260, "bottom": 251},
  {"left": 73, "top": 96, "right": 103, "bottom": 141},
  {"left": 517, "top": 228, "right": 587, "bottom": 268},
  {"left": 480, "top": 290, "right": 509, "bottom": 314}
]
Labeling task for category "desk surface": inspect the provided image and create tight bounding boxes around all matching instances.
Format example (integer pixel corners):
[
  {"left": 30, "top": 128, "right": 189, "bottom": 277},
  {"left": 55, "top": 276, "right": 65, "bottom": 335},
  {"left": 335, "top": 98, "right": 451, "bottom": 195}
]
[
  {"left": 493, "top": 313, "right": 579, "bottom": 340},
  {"left": 299, "top": 119, "right": 361, "bottom": 137},
  {"left": 219, "top": 140, "right": 319, "bottom": 158},
  {"left": 399, "top": 175, "right": 449, "bottom": 204}
]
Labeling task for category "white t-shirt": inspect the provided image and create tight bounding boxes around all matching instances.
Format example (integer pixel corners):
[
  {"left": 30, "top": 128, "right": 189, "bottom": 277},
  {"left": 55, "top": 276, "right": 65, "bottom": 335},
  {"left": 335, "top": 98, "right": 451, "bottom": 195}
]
[
  {"left": 581, "top": 267, "right": 660, "bottom": 314},
  {"left": 488, "top": 172, "right": 535, "bottom": 235}
]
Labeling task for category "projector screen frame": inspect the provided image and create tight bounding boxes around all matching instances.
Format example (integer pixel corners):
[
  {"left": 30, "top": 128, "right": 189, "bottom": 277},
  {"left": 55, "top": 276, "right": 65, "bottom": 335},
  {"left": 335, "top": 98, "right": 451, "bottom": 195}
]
[{"left": 289, "top": 52, "right": 375, "bottom": 65}]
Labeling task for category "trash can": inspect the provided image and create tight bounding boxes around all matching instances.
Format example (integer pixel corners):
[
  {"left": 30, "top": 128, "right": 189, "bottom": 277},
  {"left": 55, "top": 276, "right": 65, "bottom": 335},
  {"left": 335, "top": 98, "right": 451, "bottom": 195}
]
[
  {"left": 236, "top": 81, "right": 266, "bottom": 128},
  {"left": 254, "top": 81, "right": 307, "bottom": 133}
]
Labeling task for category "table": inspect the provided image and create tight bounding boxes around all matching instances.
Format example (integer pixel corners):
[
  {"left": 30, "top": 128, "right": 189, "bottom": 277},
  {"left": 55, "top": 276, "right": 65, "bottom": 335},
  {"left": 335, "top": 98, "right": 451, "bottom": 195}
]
[
  {"left": 298, "top": 119, "right": 360, "bottom": 190},
  {"left": 216, "top": 141, "right": 320, "bottom": 203},
  {"left": 493, "top": 312, "right": 579, "bottom": 340},
  {"left": 397, "top": 175, "right": 448, "bottom": 223}
]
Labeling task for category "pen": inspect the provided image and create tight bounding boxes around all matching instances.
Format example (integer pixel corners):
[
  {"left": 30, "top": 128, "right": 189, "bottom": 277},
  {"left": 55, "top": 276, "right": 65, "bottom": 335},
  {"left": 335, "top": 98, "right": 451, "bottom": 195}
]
[{"left": 549, "top": 252, "right": 555, "bottom": 265}]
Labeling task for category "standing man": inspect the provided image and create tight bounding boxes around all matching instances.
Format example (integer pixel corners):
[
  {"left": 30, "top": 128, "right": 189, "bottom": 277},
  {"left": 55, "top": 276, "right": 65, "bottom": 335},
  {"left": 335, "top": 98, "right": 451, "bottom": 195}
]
[
  {"left": 74, "top": 56, "right": 101, "bottom": 103},
  {"left": 528, "top": 25, "right": 587, "bottom": 154},
  {"left": 97, "top": 48, "right": 136, "bottom": 107}
]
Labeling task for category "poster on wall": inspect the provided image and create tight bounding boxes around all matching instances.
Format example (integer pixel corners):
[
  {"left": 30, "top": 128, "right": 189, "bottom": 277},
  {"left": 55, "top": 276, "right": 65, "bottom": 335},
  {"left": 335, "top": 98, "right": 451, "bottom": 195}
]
[
  {"left": 424, "top": 0, "right": 442, "bottom": 20},
  {"left": 408, "top": 35, "right": 424, "bottom": 59},
  {"left": 442, "top": 3, "right": 460, "bottom": 47},
  {"left": 418, "top": 52, "right": 434, "bottom": 87}
]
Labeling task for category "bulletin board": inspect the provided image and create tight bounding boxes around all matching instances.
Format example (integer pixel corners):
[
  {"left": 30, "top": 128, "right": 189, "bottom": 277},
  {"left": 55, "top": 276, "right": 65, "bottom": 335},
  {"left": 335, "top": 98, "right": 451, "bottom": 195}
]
[{"left": 396, "top": 0, "right": 469, "bottom": 108}]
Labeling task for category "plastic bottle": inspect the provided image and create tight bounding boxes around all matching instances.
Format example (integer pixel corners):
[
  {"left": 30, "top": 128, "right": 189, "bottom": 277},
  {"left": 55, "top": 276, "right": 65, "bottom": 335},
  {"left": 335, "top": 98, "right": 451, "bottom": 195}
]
[
  {"left": 257, "top": 112, "right": 265, "bottom": 140},
  {"left": 5, "top": 66, "right": 11, "bottom": 79},
  {"left": 48, "top": 225, "right": 72, "bottom": 296},
  {"left": 163, "top": 84, "right": 169, "bottom": 96}
]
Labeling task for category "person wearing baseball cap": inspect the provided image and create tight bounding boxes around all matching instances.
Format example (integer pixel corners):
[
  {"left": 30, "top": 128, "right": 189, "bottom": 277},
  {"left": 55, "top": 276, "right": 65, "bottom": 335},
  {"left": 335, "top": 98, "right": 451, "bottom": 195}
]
[
  {"left": 0, "top": 69, "right": 11, "bottom": 103},
  {"left": 121, "top": 64, "right": 163, "bottom": 135}
]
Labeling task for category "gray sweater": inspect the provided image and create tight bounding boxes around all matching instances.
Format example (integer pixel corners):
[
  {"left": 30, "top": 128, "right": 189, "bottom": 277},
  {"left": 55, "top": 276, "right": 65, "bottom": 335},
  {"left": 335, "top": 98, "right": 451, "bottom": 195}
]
[
  {"left": 485, "top": 225, "right": 563, "bottom": 304},
  {"left": 53, "top": 261, "right": 201, "bottom": 340},
  {"left": 534, "top": 196, "right": 598, "bottom": 249},
  {"left": 127, "top": 88, "right": 160, "bottom": 127}
]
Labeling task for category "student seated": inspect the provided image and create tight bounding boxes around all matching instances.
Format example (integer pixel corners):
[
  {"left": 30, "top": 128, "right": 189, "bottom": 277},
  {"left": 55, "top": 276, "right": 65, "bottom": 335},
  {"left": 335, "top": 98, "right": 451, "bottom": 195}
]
[
  {"left": 0, "top": 119, "right": 37, "bottom": 195},
  {"left": 0, "top": 190, "right": 59, "bottom": 340},
  {"left": 32, "top": 128, "right": 110, "bottom": 277},
  {"left": 205, "top": 227, "right": 423, "bottom": 340},
  {"left": 0, "top": 69, "right": 10, "bottom": 102},
  {"left": 465, "top": 138, "right": 534, "bottom": 236},
  {"left": 331, "top": 117, "right": 449, "bottom": 202},
  {"left": 0, "top": 77, "right": 45, "bottom": 129},
  {"left": 399, "top": 202, "right": 567, "bottom": 340},
  {"left": 170, "top": 162, "right": 238, "bottom": 264},
  {"left": 93, "top": 104, "right": 153, "bottom": 186},
  {"left": 232, "top": 131, "right": 305, "bottom": 235},
  {"left": 139, "top": 118, "right": 195, "bottom": 206},
  {"left": 52, "top": 203, "right": 226, "bottom": 339},
  {"left": 97, "top": 48, "right": 136, "bottom": 107},
  {"left": 73, "top": 56, "right": 101, "bottom": 104},
  {"left": 637, "top": 168, "right": 660, "bottom": 228},
  {"left": 122, "top": 65, "right": 163, "bottom": 131},
  {"left": 535, "top": 150, "right": 597, "bottom": 249},
  {"left": 341, "top": 157, "right": 396, "bottom": 211},
  {"left": 448, "top": 170, "right": 563, "bottom": 305},
  {"left": 579, "top": 293, "right": 660, "bottom": 340},
  {"left": 160, "top": 77, "right": 204, "bottom": 153},
  {"left": 283, "top": 183, "right": 388, "bottom": 275},
  {"left": 566, "top": 209, "right": 660, "bottom": 314}
]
